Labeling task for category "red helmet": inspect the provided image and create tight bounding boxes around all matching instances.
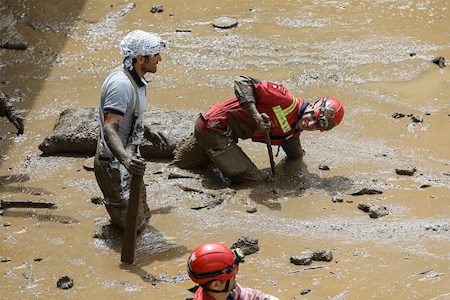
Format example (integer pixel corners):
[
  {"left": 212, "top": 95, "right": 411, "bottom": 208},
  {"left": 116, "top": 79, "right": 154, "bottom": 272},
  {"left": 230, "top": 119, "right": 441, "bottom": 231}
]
[
  {"left": 313, "top": 96, "right": 344, "bottom": 131},
  {"left": 187, "top": 242, "right": 245, "bottom": 285}
]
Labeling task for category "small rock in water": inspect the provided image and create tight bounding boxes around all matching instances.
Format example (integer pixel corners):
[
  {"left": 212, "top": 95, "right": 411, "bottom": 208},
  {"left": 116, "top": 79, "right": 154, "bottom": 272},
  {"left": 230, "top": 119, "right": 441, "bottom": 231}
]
[
  {"left": 290, "top": 256, "right": 312, "bottom": 265},
  {"left": 151, "top": 5, "right": 163, "bottom": 13},
  {"left": 432, "top": 56, "right": 445, "bottom": 68},
  {"left": 311, "top": 249, "right": 333, "bottom": 262},
  {"left": 57, "top": 276, "right": 74, "bottom": 289},
  {"left": 392, "top": 112, "right": 406, "bottom": 118},
  {"left": 319, "top": 164, "right": 330, "bottom": 170},
  {"left": 212, "top": 17, "right": 238, "bottom": 29},
  {"left": 395, "top": 165, "right": 417, "bottom": 176},
  {"left": 231, "top": 236, "right": 259, "bottom": 255}
]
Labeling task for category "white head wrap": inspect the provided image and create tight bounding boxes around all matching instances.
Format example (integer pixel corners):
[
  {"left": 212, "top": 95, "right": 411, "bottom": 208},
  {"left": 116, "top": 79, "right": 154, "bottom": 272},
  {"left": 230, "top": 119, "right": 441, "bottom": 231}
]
[{"left": 119, "top": 30, "right": 167, "bottom": 69}]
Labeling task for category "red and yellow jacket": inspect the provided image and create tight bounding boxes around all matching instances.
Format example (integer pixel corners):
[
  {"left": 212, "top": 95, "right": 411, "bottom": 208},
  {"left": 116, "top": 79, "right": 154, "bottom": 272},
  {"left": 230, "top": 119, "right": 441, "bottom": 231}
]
[{"left": 201, "top": 78, "right": 303, "bottom": 146}]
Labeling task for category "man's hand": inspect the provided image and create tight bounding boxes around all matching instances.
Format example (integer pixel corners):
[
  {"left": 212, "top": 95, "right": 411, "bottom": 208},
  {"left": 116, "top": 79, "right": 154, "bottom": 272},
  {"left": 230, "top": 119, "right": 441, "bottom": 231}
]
[
  {"left": 146, "top": 130, "right": 172, "bottom": 151},
  {"left": 123, "top": 156, "right": 146, "bottom": 176},
  {"left": 254, "top": 113, "right": 271, "bottom": 133}
]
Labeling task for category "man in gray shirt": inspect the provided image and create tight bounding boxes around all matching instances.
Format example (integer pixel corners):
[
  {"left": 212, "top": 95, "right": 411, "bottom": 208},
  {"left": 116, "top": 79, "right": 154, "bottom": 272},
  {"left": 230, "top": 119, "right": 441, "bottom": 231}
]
[{"left": 94, "top": 30, "right": 169, "bottom": 232}]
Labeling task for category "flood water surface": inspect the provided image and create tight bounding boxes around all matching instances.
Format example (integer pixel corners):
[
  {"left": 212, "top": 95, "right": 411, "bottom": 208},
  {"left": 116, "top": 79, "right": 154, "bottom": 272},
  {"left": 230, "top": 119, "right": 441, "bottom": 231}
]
[{"left": 1, "top": 0, "right": 449, "bottom": 299}]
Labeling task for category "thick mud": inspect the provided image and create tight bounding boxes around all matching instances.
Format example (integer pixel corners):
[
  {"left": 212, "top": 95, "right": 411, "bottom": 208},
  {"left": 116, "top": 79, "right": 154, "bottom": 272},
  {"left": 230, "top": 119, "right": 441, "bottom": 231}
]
[{"left": 1, "top": 1, "right": 449, "bottom": 299}]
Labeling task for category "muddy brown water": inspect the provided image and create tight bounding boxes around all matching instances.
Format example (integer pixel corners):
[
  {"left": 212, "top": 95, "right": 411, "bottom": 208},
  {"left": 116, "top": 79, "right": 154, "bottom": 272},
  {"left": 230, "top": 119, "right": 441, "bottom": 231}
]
[{"left": 1, "top": 0, "right": 449, "bottom": 299}]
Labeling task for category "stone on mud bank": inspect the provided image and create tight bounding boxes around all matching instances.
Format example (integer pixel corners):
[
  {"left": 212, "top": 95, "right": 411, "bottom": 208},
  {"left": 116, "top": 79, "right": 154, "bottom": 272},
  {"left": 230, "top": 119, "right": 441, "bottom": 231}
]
[
  {"left": 395, "top": 165, "right": 417, "bottom": 176},
  {"left": 290, "top": 249, "right": 333, "bottom": 266},
  {"left": 432, "top": 56, "right": 445, "bottom": 68},
  {"left": 347, "top": 187, "right": 383, "bottom": 196},
  {"left": 212, "top": 17, "right": 238, "bottom": 29},
  {"left": 231, "top": 236, "right": 259, "bottom": 255},
  {"left": 290, "top": 256, "right": 312, "bottom": 265},
  {"left": 358, "top": 203, "right": 389, "bottom": 219},
  {"left": 311, "top": 249, "right": 333, "bottom": 262},
  {"left": 56, "top": 276, "right": 74, "bottom": 289},
  {"left": 38, "top": 107, "right": 197, "bottom": 158}
]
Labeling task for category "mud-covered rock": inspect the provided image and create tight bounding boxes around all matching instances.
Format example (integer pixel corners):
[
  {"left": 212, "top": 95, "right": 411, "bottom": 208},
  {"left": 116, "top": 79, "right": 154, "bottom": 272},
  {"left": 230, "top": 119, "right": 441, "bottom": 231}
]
[
  {"left": 392, "top": 112, "right": 406, "bottom": 118},
  {"left": 395, "top": 165, "right": 417, "bottom": 176},
  {"left": 432, "top": 56, "right": 445, "bottom": 68},
  {"left": 56, "top": 276, "right": 74, "bottom": 289},
  {"left": 231, "top": 236, "right": 259, "bottom": 255},
  {"left": 332, "top": 195, "right": 344, "bottom": 203},
  {"left": 212, "top": 17, "right": 238, "bottom": 29},
  {"left": 39, "top": 107, "right": 197, "bottom": 158},
  {"left": 319, "top": 164, "right": 330, "bottom": 170},
  {"left": 290, "top": 256, "right": 312, "bottom": 265},
  {"left": 358, "top": 203, "right": 389, "bottom": 219},
  {"left": 408, "top": 114, "right": 423, "bottom": 123},
  {"left": 311, "top": 249, "right": 333, "bottom": 262},
  {"left": 347, "top": 187, "right": 383, "bottom": 196},
  {"left": 39, "top": 107, "right": 99, "bottom": 155},
  {"left": 150, "top": 5, "right": 163, "bottom": 13},
  {"left": 300, "top": 289, "right": 312, "bottom": 295}
]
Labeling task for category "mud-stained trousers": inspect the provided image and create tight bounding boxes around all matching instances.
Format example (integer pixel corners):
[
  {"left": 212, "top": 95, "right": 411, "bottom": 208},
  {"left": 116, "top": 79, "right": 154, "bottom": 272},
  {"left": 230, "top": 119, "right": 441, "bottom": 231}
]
[
  {"left": 172, "top": 117, "right": 265, "bottom": 182},
  {"left": 94, "top": 154, "right": 151, "bottom": 232}
]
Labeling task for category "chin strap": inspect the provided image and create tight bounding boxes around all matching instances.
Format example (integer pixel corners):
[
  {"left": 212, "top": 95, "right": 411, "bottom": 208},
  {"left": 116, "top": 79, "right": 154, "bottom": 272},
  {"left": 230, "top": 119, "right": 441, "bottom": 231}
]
[{"left": 203, "top": 279, "right": 231, "bottom": 293}]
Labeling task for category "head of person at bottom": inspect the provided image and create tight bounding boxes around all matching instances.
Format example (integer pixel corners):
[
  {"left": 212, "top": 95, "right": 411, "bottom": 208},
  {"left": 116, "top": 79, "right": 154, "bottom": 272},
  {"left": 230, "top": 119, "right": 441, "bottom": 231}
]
[
  {"left": 297, "top": 96, "right": 344, "bottom": 132},
  {"left": 187, "top": 242, "right": 245, "bottom": 300}
]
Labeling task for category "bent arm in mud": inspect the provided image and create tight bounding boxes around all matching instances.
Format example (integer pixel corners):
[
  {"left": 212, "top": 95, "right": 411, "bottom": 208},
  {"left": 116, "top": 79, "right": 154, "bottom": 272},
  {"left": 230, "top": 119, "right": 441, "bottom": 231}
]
[
  {"left": 144, "top": 128, "right": 172, "bottom": 151},
  {"left": 234, "top": 75, "right": 257, "bottom": 105},
  {"left": 103, "top": 114, "right": 145, "bottom": 176},
  {"left": 234, "top": 76, "right": 270, "bottom": 132},
  {"left": 0, "top": 92, "right": 25, "bottom": 135}
]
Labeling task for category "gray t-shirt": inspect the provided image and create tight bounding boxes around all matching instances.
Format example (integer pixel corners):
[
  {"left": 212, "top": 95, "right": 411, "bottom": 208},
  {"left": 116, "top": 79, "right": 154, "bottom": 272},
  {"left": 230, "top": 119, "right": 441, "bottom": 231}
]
[{"left": 98, "top": 68, "right": 147, "bottom": 157}]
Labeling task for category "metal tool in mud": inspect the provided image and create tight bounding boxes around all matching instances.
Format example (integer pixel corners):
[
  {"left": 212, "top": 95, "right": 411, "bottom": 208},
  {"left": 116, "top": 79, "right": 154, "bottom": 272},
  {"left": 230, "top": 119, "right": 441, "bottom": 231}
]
[
  {"left": 0, "top": 199, "right": 57, "bottom": 210},
  {"left": 121, "top": 172, "right": 143, "bottom": 264},
  {"left": 264, "top": 132, "right": 276, "bottom": 176}
]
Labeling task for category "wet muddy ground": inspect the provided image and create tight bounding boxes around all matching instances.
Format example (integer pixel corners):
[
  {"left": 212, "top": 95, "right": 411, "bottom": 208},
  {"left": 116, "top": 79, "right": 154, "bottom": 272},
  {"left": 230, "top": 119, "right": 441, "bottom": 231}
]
[{"left": 1, "top": 0, "right": 449, "bottom": 299}]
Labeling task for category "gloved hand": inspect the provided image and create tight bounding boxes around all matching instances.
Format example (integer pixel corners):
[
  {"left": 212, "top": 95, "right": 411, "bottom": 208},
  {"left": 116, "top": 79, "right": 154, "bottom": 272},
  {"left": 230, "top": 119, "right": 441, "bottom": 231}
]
[
  {"left": 123, "top": 156, "right": 146, "bottom": 176},
  {"left": 254, "top": 113, "right": 271, "bottom": 133},
  {"left": 145, "top": 130, "right": 172, "bottom": 151}
]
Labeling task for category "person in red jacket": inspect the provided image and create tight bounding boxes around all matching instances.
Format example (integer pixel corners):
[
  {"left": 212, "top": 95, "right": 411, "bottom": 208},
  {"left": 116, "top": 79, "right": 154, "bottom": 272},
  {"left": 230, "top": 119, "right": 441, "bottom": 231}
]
[
  {"left": 187, "top": 242, "right": 279, "bottom": 300},
  {"left": 171, "top": 76, "right": 344, "bottom": 182}
]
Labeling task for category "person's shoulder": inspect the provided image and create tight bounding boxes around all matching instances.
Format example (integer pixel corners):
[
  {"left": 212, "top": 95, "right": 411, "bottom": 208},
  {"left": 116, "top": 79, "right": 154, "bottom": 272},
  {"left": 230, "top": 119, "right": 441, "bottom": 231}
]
[
  {"left": 105, "top": 71, "right": 132, "bottom": 90},
  {"left": 107, "top": 69, "right": 128, "bottom": 82}
]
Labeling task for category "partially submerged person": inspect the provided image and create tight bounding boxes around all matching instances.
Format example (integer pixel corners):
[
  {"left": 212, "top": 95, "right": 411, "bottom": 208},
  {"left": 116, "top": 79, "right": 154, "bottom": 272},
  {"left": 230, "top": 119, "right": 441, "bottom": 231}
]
[
  {"left": 187, "top": 242, "right": 279, "bottom": 300},
  {"left": 171, "top": 76, "right": 344, "bottom": 182},
  {"left": 94, "top": 30, "right": 170, "bottom": 232},
  {"left": 0, "top": 90, "right": 24, "bottom": 135}
]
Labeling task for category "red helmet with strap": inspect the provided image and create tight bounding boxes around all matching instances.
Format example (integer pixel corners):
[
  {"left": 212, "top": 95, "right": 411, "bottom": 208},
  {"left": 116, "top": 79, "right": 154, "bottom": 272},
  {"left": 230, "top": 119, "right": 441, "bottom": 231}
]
[
  {"left": 313, "top": 96, "right": 344, "bottom": 131},
  {"left": 187, "top": 242, "right": 245, "bottom": 285}
]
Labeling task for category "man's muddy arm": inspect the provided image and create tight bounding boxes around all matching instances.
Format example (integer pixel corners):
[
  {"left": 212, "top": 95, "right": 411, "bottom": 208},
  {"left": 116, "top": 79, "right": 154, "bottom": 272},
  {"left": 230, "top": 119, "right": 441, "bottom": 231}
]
[
  {"left": 103, "top": 114, "right": 145, "bottom": 176},
  {"left": 234, "top": 76, "right": 270, "bottom": 132}
]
